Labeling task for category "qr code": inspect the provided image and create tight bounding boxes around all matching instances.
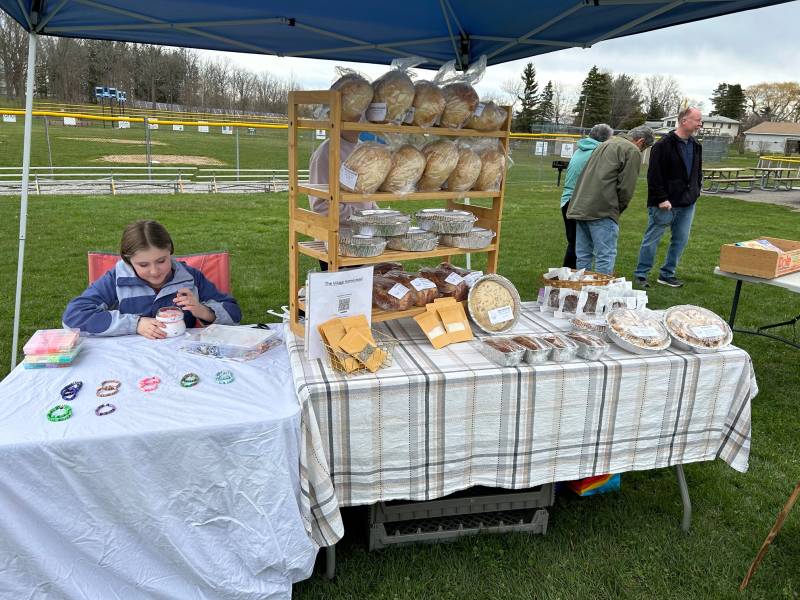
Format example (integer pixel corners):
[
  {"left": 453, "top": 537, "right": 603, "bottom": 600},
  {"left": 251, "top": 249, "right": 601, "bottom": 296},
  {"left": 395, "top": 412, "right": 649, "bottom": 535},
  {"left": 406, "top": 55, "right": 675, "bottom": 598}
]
[{"left": 338, "top": 297, "right": 350, "bottom": 313}]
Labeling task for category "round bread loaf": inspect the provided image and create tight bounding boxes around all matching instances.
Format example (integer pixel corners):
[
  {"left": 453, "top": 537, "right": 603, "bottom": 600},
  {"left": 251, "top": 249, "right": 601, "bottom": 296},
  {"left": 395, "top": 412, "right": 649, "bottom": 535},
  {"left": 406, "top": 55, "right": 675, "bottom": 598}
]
[
  {"left": 340, "top": 142, "right": 392, "bottom": 194},
  {"left": 411, "top": 81, "right": 446, "bottom": 127},
  {"left": 330, "top": 73, "right": 373, "bottom": 122},
  {"left": 473, "top": 147, "right": 506, "bottom": 191},
  {"left": 466, "top": 101, "right": 508, "bottom": 131},
  {"left": 417, "top": 139, "right": 459, "bottom": 191},
  {"left": 371, "top": 70, "right": 415, "bottom": 123},
  {"left": 445, "top": 147, "right": 482, "bottom": 191},
  {"left": 440, "top": 82, "right": 479, "bottom": 128},
  {"left": 380, "top": 144, "right": 426, "bottom": 193}
]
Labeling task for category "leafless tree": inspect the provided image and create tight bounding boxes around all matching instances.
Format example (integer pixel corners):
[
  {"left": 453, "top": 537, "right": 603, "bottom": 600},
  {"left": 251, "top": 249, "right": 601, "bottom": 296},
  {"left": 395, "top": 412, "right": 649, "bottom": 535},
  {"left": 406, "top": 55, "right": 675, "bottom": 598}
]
[{"left": 642, "top": 74, "right": 682, "bottom": 118}]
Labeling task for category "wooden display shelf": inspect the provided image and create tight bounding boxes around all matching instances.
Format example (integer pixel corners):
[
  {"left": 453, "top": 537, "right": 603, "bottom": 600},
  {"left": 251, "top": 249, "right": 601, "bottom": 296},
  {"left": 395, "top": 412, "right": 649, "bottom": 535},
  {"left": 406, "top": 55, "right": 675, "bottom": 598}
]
[
  {"left": 297, "top": 298, "right": 466, "bottom": 324},
  {"left": 297, "top": 240, "right": 497, "bottom": 266},
  {"left": 297, "top": 183, "right": 500, "bottom": 202},
  {"left": 295, "top": 117, "right": 506, "bottom": 138}
]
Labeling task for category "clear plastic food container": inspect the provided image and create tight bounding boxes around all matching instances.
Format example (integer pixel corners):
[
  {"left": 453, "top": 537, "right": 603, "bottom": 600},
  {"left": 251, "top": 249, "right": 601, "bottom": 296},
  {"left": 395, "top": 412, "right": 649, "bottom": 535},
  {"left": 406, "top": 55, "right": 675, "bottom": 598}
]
[
  {"left": 339, "top": 229, "right": 388, "bottom": 257},
  {"left": 606, "top": 308, "right": 671, "bottom": 355},
  {"left": 511, "top": 335, "right": 551, "bottom": 364},
  {"left": 663, "top": 305, "right": 733, "bottom": 353},
  {"left": 537, "top": 333, "right": 579, "bottom": 362},
  {"left": 385, "top": 227, "right": 439, "bottom": 251},
  {"left": 415, "top": 208, "right": 477, "bottom": 234},
  {"left": 439, "top": 227, "right": 495, "bottom": 249},
  {"left": 348, "top": 209, "right": 411, "bottom": 237},
  {"left": 23, "top": 329, "right": 80, "bottom": 356},
  {"left": 476, "top": 337, "right": 526, "bottom": 367},
  {"left": 565, "top": 332, "right": 609, "bottom": 360},
  {"left": 181, "top": 325, "right": 281, "bottom": 361}
]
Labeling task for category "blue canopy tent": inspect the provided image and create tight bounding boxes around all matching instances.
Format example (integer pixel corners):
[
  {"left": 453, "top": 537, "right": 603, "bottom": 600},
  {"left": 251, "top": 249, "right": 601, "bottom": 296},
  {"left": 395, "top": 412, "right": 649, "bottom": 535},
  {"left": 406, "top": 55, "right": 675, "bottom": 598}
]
[{"left": 2, "top": 0, "right": 794, "bottom": 366}]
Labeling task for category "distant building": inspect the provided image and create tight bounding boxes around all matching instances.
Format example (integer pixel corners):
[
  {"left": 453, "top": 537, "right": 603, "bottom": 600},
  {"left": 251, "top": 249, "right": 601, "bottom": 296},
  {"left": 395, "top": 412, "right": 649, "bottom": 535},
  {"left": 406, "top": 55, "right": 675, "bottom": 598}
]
[
  {"left": 660, "top": 114, "right": 740, "bottom": 138},
  {"left": 743, "top": 121, "right": 800, "bottom": 155}
]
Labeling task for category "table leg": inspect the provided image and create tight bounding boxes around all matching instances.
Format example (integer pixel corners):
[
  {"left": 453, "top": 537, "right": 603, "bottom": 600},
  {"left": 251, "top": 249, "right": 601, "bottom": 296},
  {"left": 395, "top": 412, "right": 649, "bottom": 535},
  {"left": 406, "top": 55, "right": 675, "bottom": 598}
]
[
  {"left": 728, "top": 279, "right": 742, "bottom": 328},
  {"left": 675, "top": 464, "right": 692, "bottom": 533},
  {"left": 325, "top": 544, "right": 336, "bottom": 579}
]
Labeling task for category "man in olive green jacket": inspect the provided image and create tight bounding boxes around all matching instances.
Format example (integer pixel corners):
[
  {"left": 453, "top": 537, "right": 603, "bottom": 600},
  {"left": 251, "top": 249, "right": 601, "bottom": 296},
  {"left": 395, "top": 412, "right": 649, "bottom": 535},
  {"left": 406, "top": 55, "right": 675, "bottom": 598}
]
[{"left": 567, "top": 126, "right": 655, "bottom": 274}]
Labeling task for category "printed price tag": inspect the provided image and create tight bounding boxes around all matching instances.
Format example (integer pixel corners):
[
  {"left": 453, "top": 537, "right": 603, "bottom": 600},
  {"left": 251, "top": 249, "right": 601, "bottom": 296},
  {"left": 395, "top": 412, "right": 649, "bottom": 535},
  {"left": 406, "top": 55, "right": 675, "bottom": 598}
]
[
  {"left": 366, "top": 102, "right": 387, "bottom": 122},
  {"left": 388, "top": 283, "right": 410, "bottom": 300},
  {"left": 464, "top": 271, "right": 484, "bottom": 288},
  {"left": 339, "top": 164, "right": 359, "bottom": 190},
  {"left": 410, "top": 278, "right": 437, "bottom": 291},
  {"left": 473, "top": 103, "right": 486, "bottom": 117},
  {"left": 488, "top": 305, "right": 514, "bottom": 325},
  {"left": 445, "top": 272, "right": 464, "bottom": 285},
  {"left": 630, "top": 326, "right": 660, "bottom": 338},
  {"left": 691, "top": 325, "right": 724, "bottom": 339},
  {"left": 403, "top": 107, "right": 416, "bottom": 124}
]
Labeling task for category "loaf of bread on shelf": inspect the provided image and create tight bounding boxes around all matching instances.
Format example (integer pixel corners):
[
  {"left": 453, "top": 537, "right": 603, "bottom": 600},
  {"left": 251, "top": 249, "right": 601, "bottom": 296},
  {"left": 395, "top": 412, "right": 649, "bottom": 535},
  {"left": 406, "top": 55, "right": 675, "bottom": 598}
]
[
  {"left": 411, "top": 81, "right": 446, "bottom": 127},
  {"left": 371, "top": 70, "right": 415, "bottom": 123},
  {"left": 466, "top": 101, "right": 508, "bottom": 131},
  {"left": 373, "top": 275, "right": 415, "bottom": 311},
  {"left": 330, "top": 73, "right": 374, "bottom": 122},
  {"left": 440, "top": 82, "right": 479, "bottom": 128},
  {"left": 340, "top": 142, "right": 392, "bottom": 194},
  {"left": 445, "top": 147, "right": 482, "bottom": 191},
  {"left": 417, "top": 139, "right": 459, "bottom": 191},
  {"left": 473, "top": 146, "right": 506, "bottom": 191},
  {"left": 419, "top": 266, "right": 468, "bottom": 301},
  {"left": 373, "top": 262, "right": 403, "bottom": 275},
  {"left": 384, "top": 270, "right": 439, "bottom": 306},
  {"left": 380, "top": 144, "right": 426, "bottom": 193}
]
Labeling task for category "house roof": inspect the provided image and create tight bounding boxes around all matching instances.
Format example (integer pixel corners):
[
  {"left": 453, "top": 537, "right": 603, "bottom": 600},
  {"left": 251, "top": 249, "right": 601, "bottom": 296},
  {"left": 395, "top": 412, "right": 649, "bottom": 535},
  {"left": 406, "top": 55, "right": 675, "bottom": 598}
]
[
  {"left": 744, "top": 121, "right": 800, "bottom": 136},
  {"left": 663, "top": 114, "right": 740, "bottom": 124}
]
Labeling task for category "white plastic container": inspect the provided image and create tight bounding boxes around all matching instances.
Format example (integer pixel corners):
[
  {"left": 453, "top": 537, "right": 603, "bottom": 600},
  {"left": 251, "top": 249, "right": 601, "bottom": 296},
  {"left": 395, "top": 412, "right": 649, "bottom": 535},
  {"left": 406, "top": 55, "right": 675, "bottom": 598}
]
[{"left": 156, "top": 307, "right": 187, "bottom": 337}]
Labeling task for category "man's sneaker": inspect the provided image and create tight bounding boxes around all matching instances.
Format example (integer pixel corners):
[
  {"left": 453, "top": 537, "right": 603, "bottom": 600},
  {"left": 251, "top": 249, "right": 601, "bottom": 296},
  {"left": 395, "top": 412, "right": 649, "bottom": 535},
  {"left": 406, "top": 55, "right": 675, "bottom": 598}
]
[
  {"left": 657, "top": 276, "right": 684, "bottom": 288},
  {"left": 634, "top": 277, "right": 650, "bottom": 289}
]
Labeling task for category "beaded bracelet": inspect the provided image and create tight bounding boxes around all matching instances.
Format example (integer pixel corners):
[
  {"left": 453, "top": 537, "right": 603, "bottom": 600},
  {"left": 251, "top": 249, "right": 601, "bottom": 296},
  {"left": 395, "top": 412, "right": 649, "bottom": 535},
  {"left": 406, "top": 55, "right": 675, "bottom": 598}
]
[
  {"left": 47, "top": 404, "right": 73, "bottom": 422},
  {"left": 96, "top": 379, "right": 121, "bottom": 397},
  {"left": 215, "top": 370, "right": 235, "bottom": 385},
  {"left": 95, "top": 403, "right": 116, "bottom": 416},
  {"left": 138, "top": 376, "right": 161, "bottom": 393},
  {"left": 180, "top": 373, "right": 199, "bottom": 388},
  {"left": 60, "top": 381, "right": 83, "bottom": 401}
]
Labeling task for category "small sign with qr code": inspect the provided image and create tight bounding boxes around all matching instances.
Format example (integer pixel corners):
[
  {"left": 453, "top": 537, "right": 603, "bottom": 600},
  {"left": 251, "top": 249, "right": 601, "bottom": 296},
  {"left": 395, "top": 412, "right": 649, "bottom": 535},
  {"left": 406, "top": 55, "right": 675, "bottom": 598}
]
[{"left": 337, "top": 296, "right": 351, "bottom": 314}]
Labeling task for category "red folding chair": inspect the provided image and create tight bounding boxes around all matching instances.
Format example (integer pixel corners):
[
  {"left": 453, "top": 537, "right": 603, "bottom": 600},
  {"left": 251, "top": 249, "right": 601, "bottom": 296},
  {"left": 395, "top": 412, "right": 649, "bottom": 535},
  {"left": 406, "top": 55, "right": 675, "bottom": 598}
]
[{"left": 88, "top": 251, "right": 231, "bottom": 293}]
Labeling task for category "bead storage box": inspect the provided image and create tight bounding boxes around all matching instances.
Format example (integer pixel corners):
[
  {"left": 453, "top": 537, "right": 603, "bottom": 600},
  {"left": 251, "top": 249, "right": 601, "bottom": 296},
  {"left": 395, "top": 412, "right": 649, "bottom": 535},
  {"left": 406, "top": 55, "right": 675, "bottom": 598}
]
[
  {"left": 182, "top": 324, "right": 281, "bottom": 361},
  {"left": 23, "top": 328, "right": 82, "bottom": 369}
]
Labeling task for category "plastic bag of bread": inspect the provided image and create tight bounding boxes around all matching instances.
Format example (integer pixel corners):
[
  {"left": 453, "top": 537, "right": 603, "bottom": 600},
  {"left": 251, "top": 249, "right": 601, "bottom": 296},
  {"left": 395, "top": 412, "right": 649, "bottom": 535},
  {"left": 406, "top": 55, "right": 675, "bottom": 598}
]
[
  {"left": 409, "top": 81, "right": 446, "bottom": 127},
  {"left": 433, "top": 56, "right": 486, "bottom": 129},
  {"left": 373, "top": 275, "right": 415, "bottom": 311},
  {"left": 419, "top": 266, "right": 468, "bottom": 301},
  {"left": 473, "top": 141, "right": 508, "bottom": 192},
  {"left": 418, "top": 139, "right": 459, "bottom": 191},
  {"left": 383, "top": 270, "right": 438, "bottom": 307},
  {"left": 330, "top": 69, "right": 374, "bottom": 122},
  {"left": 380, "top": 143, "right": 426, "bottom": 193},
  {"left": 445, "top": 145, "right": 481, "bottom": 191},
  {"left": 368, "top": 56, "right": 422, "bottom": 124},
  {"left": 373, "top": 262, "right": 403, "bottom": 275},
  {"left": 339, "top": 142, "right": 392, "bottom": 194},
  {"left": 466, "top": 101, "right": 508, "bottom": 131}
]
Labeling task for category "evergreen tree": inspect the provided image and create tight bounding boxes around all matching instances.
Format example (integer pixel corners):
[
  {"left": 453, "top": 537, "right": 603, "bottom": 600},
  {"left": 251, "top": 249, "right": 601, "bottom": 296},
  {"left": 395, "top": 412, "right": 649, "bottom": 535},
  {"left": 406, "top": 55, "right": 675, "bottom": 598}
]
[
  {"left": 572, "top": 66, "right": 612, "bottom": 128},
  {"left": 609, "top": 73, "right": 644, "bottom": 129},
  {"left": 535, "top": 80, "right": 555, "bottom": 125},
  {"left": 513, "top": 62, "right": 539, "bottom": 132},
  {"left": 724, "top": 84, "right": 746, "bottom": 121},
  {"left": 645, "top": 97, "right": 665, "bottom": 120},
  {"left": 710, "top": 83, "right": 729, "bottom": 116}
]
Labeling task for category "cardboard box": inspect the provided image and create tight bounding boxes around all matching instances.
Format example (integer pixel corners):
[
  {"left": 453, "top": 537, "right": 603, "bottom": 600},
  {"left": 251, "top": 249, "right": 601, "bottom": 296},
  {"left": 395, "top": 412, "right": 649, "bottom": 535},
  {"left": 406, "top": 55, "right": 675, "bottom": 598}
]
[{"left": 719, "top": 237, "right": 800, "bottom": 279}]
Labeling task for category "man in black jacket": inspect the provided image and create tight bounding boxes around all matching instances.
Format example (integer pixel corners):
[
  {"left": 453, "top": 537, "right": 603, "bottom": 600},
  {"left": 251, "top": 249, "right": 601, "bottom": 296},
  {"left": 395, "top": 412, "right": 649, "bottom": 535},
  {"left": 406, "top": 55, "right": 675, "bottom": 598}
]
[{"left": 634, "top": 107, "right": 703, "bottom": 288}]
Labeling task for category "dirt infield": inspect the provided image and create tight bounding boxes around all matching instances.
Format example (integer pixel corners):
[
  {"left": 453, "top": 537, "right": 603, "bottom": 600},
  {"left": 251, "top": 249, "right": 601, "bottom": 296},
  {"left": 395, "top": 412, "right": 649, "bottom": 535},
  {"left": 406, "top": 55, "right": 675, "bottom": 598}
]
[
  {"left": 60, "top": 137, "right": 167, "bottom": 146},
  {"left": 96, "top": 154, "right": 225, "bottom": 166}
]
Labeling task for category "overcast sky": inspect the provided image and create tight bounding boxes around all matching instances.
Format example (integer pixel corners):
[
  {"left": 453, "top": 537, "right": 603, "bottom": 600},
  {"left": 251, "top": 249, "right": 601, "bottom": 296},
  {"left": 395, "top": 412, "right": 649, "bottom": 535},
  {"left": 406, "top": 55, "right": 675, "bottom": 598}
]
[{"left": 201, "top": 1, "right": 799, "bottom": 113}]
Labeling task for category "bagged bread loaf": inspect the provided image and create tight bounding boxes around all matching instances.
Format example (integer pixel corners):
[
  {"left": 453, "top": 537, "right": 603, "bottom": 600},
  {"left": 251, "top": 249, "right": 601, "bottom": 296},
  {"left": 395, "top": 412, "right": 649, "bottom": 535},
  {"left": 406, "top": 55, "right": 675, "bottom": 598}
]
[
  {"left": 380, "top": 144, "right": 426, "bottom": 193},
  {"left": 417, "top": 139, "right": 459, "bottom": 191},
  {"left": 440, "top": 83, "right": 479, "bottom": 128},
  {"left": 445, "top": 146, "right": 482, "bottom": 191},
  {"left": 410, "top": 81, "right": 446, "bottom": 127},
  {"left": 419, "top": 266, "right": 468, "bottom": 301},
  {"left": 383, "top": 270, "right": 438, "bottom": 307},
  {"left": 340, "top": 142, "right": 392, "bottom": 194},
  {"left": 466, "top": 101, "right": 508, "bottom": 131},
  {"left": 370, "top": 70, "right": 415, "bottom": 124},
  {"left": 330, "top": 71, "right": 374, "bottom": 122},
  {"left": 373, "top": 275, "right": 415, "bottom": 311},
  {"left": 373, "top": 262, "right": 403, "bottom": 275},
  {"left": 473, "top": 146, "right": 506, "bottom": 191}
]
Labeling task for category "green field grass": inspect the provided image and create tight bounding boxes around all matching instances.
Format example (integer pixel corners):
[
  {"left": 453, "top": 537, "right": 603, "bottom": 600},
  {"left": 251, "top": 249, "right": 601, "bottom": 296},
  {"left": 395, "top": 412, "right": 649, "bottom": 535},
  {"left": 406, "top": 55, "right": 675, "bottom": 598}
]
[{"left": 0, "top": 128, "right": 797, "bottom": 598}]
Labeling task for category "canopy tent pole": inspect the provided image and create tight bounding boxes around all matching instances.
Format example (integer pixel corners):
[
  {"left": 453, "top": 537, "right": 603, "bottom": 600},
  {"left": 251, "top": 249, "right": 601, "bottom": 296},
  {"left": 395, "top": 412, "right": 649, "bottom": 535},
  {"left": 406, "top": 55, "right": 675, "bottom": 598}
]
[{"left": 10, "top": 32, "right": 38, "bottom": 370}]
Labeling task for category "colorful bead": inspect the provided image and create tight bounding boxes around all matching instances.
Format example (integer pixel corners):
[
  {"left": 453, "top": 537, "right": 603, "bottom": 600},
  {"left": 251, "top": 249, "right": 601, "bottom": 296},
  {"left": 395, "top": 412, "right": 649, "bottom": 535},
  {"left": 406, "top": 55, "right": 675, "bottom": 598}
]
[
  {"left": 47, "top": 404, "right": 73, "bottom": 422},
  {"left": 60, "top": 381, "right": 83, "bottom": 401},
  {"left": 95, "top": 403, "right": 116, "bottom": 416},
  {"left": 180, "top": 373, "right": 199, "bottom": 387},
  {"left": 214, "top": 370, "right": 234, "bottom": 385},
  {"left": 138, "top": 376, "right": 161, "bottom": 392}
]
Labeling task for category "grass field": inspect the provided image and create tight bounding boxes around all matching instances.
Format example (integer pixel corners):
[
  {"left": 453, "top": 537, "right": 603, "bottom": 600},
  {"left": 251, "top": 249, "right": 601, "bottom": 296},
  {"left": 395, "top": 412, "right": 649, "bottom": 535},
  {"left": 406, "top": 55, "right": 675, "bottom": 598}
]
[{"left": 0, "top": 128, "right": 798, "bottom": 598}]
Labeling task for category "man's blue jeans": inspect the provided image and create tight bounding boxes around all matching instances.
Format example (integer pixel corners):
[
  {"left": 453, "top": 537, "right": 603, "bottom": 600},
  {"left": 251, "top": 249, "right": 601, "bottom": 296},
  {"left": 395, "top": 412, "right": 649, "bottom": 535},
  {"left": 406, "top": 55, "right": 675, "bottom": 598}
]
[
  {"left": 634, "top": 204, "right": 696, "bottom": 280},
  {"left": 575, "top": 217, "right": 619, "bottom": 275}
]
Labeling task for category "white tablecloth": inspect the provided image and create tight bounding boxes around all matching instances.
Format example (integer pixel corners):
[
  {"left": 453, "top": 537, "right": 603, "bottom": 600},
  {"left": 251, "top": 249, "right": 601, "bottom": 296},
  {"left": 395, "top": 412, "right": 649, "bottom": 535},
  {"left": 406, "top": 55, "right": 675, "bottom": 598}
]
[{"left": 0, "top": 330, "right": 316, "bottom": 600}]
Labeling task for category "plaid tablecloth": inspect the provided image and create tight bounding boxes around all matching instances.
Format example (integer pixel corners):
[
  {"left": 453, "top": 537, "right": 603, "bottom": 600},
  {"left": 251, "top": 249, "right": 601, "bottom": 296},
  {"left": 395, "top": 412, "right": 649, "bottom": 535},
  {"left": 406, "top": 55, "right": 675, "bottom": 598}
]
[{"left": 287, "top": 303, "right": 757, "bottom": 547}]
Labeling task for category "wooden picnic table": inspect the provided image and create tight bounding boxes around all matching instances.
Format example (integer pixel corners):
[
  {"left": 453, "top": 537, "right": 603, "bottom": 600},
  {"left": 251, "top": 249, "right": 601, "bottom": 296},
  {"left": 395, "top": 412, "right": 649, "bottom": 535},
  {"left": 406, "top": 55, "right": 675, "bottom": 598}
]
[
  {"left": 702, "top": 167, "right": 755, "bottom": 193},
  {"left": 750, "top": 166, "right": 800, "bottom": 191}
]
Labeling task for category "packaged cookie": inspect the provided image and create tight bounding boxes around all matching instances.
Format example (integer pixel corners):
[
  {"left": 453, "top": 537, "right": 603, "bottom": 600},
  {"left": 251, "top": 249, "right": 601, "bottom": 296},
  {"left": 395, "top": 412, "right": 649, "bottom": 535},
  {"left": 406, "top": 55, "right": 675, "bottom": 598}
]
[
  {"left": 577, "top": 286, "right": 607, "bottom": 316},
  {"left": 540, "top": 286, "right": 562, "bottom": 313},
  {"left": 555, "top": 288, "right": 581, "bottom": 319}
]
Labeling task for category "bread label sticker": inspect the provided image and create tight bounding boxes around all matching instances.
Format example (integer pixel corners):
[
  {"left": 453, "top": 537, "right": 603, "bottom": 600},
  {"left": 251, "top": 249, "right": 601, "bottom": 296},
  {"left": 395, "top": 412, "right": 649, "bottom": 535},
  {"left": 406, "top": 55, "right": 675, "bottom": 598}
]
[
  {"left": 691, "top": 325, "right": 724, "bottom": 339},
  {"left": 464, "top": 271, "right": 484, "bottom": 287},
  {"left": 474, "top": 103, "right": 486, "bottom": 117},
  {"left": 630, "top": 326, "right": 660, "bottom": 338},
  {"left": 428, "top": 325, "right": 446, "bottom": 339},
  {"left": 446, "top": 322, "right": 466, "bottom": 333},
  {"left": 445, "top": 272, "right": 464, "bottom": 285},
  {"left": 410, "top": 277, "right": 437, "bottom": 291},
  {"left": 366, "top": 102, "right": 388, "bottom": 122},
  {"left": 388, "top": 283, "right": 410, "bottom": 300},
  {"left": 488, "top": 305, "right": 514, "bottom": 325},
  {"left": 403, "top": 107, "right": 416, "bottom": 124},
  {"left": 339, "top": 164, "right": 359, "bottom": 190}
]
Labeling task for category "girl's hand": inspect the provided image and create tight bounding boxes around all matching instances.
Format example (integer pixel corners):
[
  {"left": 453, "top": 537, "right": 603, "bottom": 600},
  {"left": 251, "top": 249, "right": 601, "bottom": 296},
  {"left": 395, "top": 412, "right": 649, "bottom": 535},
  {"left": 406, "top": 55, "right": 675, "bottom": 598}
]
[
  {"left": 137, "top": 317, "right": 167, "bottom": 340},
  {"left": 173, "top": 287, "right": 216, "bottom": 323}
]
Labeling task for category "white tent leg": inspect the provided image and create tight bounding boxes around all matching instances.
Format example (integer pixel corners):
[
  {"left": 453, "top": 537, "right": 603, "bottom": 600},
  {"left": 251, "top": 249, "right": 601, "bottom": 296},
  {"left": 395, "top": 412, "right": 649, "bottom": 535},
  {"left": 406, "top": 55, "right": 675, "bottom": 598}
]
[{"left": 10, "top": 32, "right": 38, "bottom": 370}]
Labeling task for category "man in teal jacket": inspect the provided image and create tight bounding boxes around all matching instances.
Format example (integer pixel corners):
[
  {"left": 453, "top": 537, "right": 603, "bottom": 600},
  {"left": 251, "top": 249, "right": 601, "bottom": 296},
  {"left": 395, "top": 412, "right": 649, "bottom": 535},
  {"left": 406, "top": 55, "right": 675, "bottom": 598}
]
[{"left": 559, "top": 123, "right": 613, "bottom": 268}]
